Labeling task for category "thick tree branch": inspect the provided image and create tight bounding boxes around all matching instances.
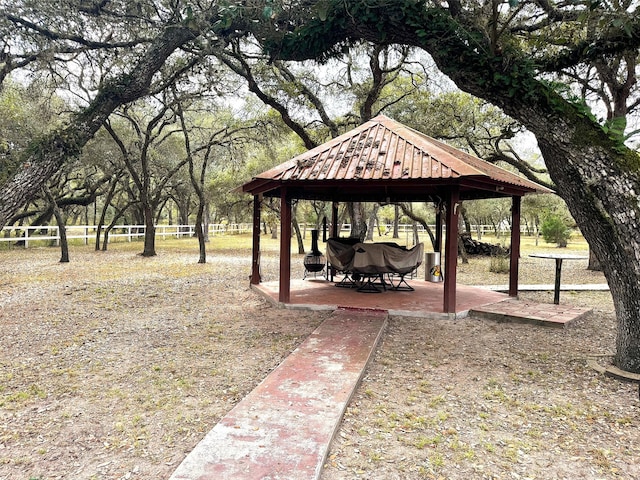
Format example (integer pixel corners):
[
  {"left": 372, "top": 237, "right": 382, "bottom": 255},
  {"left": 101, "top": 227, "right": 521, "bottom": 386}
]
[
  {"left": 3, "top": 13, "right": 151, "bottom": 49},
  {"left": 217, "top": 43, "right": 319, "bottom": 149},
  {"left": 273, "top": 60, "right": 341, "bottom": 138}
]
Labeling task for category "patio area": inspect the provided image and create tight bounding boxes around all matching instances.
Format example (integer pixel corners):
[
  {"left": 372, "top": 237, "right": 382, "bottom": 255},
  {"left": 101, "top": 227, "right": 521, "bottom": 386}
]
[{"left": 252, "top": 276, "right": 592, "bottom": 326}]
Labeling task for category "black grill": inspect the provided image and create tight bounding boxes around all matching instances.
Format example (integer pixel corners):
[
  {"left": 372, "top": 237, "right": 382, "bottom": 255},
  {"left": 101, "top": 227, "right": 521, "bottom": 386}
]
[{"left": 303, "top": 229, "right": 326, "bottom": 278}]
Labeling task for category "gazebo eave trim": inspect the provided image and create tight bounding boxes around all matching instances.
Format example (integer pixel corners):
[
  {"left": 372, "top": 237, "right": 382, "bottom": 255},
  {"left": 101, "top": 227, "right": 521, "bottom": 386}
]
[{"left": 244, "top": 175, "right": 539, "bottom": 202}]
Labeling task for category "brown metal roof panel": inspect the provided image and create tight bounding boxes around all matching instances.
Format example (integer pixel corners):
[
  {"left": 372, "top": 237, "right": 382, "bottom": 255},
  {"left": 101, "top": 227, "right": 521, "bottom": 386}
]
[
  {"left": 425, "top": 135, "right": 551, "bottom": 192},
  {"left": 316, "top": 149, "right": 335, "bottom": 180},
  {"left": 381, "top": 131, "right": 398, "bottom": 179},
  {"left": 316, "top": 143, "right": 338, "bottom": 180},
  {"left": 391, "top": 138, "right": 405, "bottom": 178},
  {"left": 401, "top": 143, "right": 413, "bottom": 179},
  {"left": 304, "top": 153, "right": 323, "bottom": 180},
  {"left": 411, "top": 147, "right": 423, "bottom": 179},
  {"left": 421, "top": 153, "right": 432, "bottom": 178},
  {"left": 331, "top": 137, "right": 348, "bottom": 179},
  {"left": 361, "top": 124, "right": 383, "bottom": 179},
  {"left": 357, "top": 131, "right": 373, "bottom": 177},
  {"left": 265, "top": 120, "right": 369, "bottom": 181},
  {"left": 344, "top": 134, "right": 367, "bottom": 179},
  {"left": 322, "top": 140, "right": 343, "bottom": 180},
  {"left": 412, "top": 138, "right": 481, "bottom": 177},
  {"left": 242, "top": 114, "right": 552, "bottom": 197}
]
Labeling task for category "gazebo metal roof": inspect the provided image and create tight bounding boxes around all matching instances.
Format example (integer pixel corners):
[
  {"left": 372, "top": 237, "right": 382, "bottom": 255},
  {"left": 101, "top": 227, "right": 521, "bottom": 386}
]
[{"left": 242, "top": 114, "right": 551, "bottom": 201}]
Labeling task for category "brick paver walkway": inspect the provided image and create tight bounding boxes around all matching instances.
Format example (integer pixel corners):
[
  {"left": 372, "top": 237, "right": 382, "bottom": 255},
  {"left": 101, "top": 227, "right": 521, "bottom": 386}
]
[{"left": 169, "top": 308, "right": 388, "bottom": 480}]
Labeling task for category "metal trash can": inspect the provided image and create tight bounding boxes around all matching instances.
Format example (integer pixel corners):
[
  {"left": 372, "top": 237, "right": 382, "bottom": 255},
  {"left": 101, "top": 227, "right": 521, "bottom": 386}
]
[{"left": 425, "top": 252, "right": 442, "bottom": 282}]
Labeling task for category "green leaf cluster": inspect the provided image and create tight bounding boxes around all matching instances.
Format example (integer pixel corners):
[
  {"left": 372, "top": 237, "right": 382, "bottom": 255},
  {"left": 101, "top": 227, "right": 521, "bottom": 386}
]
[{"left": 540, "top": 213, "right": 572, "bottom": 247}]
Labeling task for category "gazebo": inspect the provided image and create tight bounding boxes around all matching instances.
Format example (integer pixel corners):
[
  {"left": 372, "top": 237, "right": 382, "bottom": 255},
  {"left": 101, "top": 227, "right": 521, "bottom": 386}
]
[{"left": 241, "top": 115, "right": 551, "bottom": 313}]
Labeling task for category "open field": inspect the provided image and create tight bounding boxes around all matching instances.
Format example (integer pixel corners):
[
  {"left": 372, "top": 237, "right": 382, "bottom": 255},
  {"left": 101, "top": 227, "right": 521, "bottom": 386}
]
[{"left": 1, "top": 234, "right": 638, "bottom": 480}]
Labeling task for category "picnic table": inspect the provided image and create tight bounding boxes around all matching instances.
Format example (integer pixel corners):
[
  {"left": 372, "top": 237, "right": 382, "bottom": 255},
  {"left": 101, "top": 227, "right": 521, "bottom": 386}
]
[{"left": 529, "top": 253, "right": 588, "bottom": 304}]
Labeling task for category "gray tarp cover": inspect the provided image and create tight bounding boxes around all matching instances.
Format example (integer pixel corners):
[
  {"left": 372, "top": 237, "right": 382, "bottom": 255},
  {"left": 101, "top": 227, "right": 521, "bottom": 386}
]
[{"left": 327, "top": 239, "right": 424, "bottom": 275}]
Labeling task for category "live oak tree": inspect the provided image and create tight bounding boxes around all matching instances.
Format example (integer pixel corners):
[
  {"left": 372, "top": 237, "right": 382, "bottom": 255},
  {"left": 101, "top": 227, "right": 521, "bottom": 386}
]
[
  {"left": 0, "top": 0, "right": 212, "bottom": 227},
  {"left": 174, "top": 92, "right": 257, "bottom": 263},
  {"left": 0, "top": 79, "right": 112, "bottom": 256},
  {"left": 104, "top": 98, "right": 192, "bottom": 257},
  {"left": 217, "top": 38, "right": 425, "bottom": 241}
]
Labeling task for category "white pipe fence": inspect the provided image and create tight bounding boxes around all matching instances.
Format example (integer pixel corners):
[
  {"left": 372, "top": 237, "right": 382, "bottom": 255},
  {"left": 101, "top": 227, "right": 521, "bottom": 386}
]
[
  {"left": 0, "top": 224, "right": 253, "bottom": 248},
  {"left": 0, "top": 222, "right": 529, "bottom": 248}
]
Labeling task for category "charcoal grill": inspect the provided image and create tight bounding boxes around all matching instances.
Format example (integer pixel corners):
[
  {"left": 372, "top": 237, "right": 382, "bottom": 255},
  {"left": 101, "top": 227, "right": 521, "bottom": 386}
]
[{"left": 303, "top": 229, "right": 326, "bottom": 279}]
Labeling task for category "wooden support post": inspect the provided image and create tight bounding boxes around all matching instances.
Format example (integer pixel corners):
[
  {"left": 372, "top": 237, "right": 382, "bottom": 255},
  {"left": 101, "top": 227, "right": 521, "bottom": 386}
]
[
  {"left": 509, "top": 195, "right": 521, "bottom": 297},
  {"left": 279, "top": 189, "right": 292, "bottom": 303},
  {"left": 250, "top": 195, "right": 261, "bottom": 285},
  {"left": 443, "top": 187, "right": 460, "bottom": 314},
  {"left": 435, "top": 203, "right": 443, "bottom": 253},
  {"left": 329, "top": 202, "right": 339, "bottom": 281}
]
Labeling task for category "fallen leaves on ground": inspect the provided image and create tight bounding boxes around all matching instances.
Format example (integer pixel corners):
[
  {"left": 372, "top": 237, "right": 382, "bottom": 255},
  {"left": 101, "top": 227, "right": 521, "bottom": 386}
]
[{"left": 1, "top": 241, "right": 638, "bottom": 480}]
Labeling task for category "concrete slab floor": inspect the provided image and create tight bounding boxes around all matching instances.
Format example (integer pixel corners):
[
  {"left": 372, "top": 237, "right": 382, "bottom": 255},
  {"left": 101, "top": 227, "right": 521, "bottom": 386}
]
[
  {"left": 471, "top": 298, "right": 592, "bottom": 327},
  {"left": 253, "top": 278, "right": 593, "bottom": 327},
  {"left": 254, "top": 278, "right": 510, "bottom": 318}
]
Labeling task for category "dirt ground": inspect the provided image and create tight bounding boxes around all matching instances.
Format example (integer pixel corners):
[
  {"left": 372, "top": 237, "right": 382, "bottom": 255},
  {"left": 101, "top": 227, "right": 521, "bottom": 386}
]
[{"left": 1, "top": 240, "right": 639, "bottom": 480}]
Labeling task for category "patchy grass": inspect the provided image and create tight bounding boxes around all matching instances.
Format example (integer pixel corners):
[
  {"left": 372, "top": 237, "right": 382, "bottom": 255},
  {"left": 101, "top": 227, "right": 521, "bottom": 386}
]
[
  {"left": 1, "top": 233, "right": 636, "bottom": 480},
  {"left": 0, "top": 241, "right": 324, "bottom": 479}
]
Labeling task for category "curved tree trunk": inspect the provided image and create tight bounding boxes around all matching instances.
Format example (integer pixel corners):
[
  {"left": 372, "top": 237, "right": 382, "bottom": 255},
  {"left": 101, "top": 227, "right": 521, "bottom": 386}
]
[
  {"left": 141, "top": 203, "right": 156, "bottom": 257},
  {"left": 365, "top": 204, "right": 380, "bottom": 241},
  {"left": 347, "top": 202, "right": 367, "bottom": 241},
  {"left": 431, "top": 22, "right": 640, "bottom": 373},
  {"left": 534, "top": 130, "right": 640, "bottom": 372},
  {"left": 293, "top": 219, "right": 305, "bottom": 254},
  {"left": 398, "top": 202, "right": 436, "bottom": 250},
  {"left": 203, "top": 203, "right": 210, "bottom": 243},
  {"left": 194, "top": 203, "right": 206, "bottom": 264},
  {"left": 392, "top": 204, "right": 400, "bottom": 239},
  {"left": 452, "top": 74, "right": 640, "bottom": 372},
  {"left": 95, "top": 177, "right": 120, "bottom": 251},
  {"left": 292, "top": 203, "right": 305, "bottom": 254},
  {"left": 44, "top": 187, "right": 69, "bottom": 263},
  {"left": 101, "top": 201, "right": 135, "bottom": 251}
]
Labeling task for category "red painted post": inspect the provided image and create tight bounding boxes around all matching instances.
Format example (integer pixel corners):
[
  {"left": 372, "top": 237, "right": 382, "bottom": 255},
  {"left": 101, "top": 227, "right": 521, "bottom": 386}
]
[
  {"left": 435, "top": 203, "right": 443, "bottom": 253},
  {"left": 279, "top": 189, "right": 292, "bottom": 303},
  {"left": 250, "top": 195, "right": 261, "bottom": 285},
  {"left": 509, "top": 196, "right": 521, "bottom": 297},
  {"left": 443, "top": 187, "right": 460, "bottom": 313}
]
